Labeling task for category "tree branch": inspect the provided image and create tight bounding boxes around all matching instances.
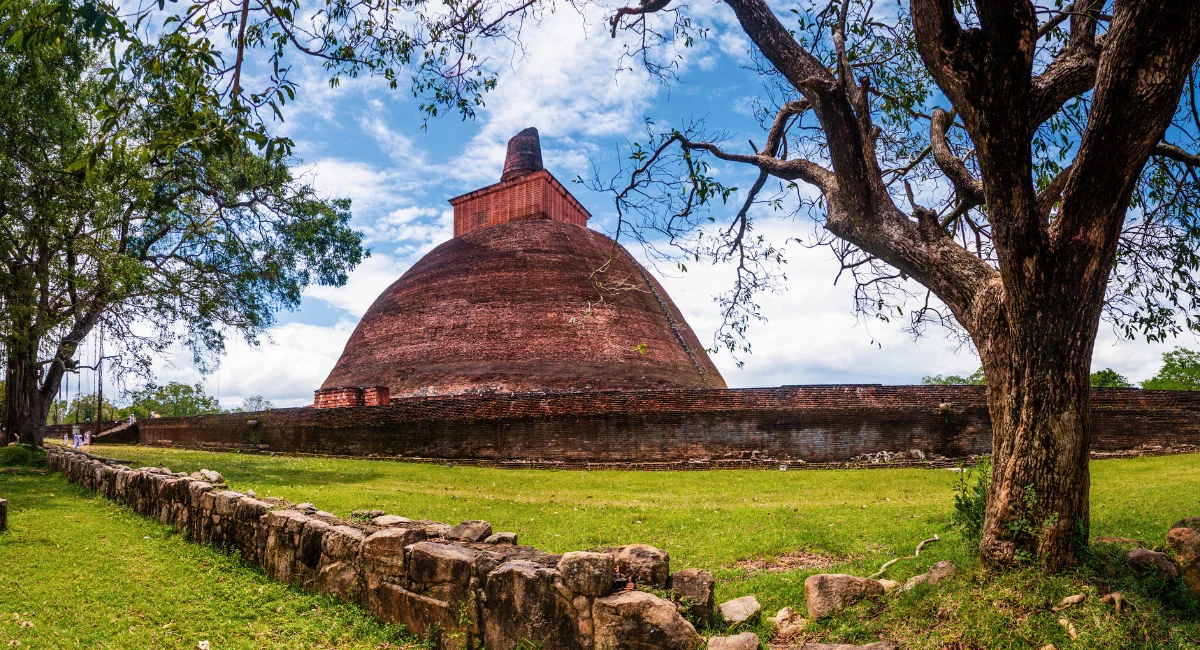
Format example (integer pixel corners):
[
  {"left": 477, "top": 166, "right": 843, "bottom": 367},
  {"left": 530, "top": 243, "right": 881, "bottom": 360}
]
[{"left": 929, "top": 107, "right": 984, "bottom": 205}]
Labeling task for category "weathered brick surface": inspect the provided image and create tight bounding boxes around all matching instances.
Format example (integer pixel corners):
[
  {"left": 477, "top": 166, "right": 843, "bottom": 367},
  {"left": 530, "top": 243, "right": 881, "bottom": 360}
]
[
  {"left": 449, "top": 170, "right": 589, "bottom": 237},
  {"left": 136, "top": 385, "right": 1199, "bottom": 464},
  {"left": 319, "top": 219, "right": 726, "bottom": 399},
  {"left": 45, "top": 447, "right": 701, "bottom": 649}
]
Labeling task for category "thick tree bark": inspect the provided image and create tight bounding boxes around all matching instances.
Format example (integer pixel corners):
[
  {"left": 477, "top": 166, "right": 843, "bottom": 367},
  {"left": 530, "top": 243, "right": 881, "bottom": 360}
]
[
  {"left": 2, "top": 345, "right": 53, "bottom": 448},
  {"left": 972, "top": 284, "right": 1097, "bottom": 571}
]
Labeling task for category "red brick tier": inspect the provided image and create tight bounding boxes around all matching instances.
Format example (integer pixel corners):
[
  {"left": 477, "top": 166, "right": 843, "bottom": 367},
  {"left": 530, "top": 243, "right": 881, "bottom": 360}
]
[{"left": 320, "top": 219, "right": 726, "bottom": 398}]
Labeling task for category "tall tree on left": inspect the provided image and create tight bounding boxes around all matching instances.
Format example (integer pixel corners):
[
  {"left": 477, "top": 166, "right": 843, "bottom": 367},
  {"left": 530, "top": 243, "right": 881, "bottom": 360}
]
[{"left": 0, "top": 1, "right": 367, "bottom": 446}]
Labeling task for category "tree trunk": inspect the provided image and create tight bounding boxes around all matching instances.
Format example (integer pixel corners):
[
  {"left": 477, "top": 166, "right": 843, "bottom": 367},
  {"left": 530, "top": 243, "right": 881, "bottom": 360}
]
[
  {"left": 977, "top": 302, "right": 1095, "bottom": 572},
  {"left": 1, "top": 342, "right": 61, "bottom": 449}
]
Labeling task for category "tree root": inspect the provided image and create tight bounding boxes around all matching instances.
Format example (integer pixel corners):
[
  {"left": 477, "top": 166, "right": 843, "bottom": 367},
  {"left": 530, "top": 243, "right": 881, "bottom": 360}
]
[{"left": 870, "top": 534, "right": 940, "bottom": 579}]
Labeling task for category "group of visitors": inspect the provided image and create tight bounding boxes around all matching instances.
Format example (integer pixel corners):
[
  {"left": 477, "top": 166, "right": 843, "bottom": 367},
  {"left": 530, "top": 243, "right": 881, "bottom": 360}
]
[{"left": 59, "top": 413, "right": 139, "bottom": 449}]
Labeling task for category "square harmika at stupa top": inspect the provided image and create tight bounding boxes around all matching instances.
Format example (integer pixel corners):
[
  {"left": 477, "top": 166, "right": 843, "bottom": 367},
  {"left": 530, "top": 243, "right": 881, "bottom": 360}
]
[
  {"left": 447, "top": 128, "right": 592, "bottom": 236},
  {"left": 314, "top": 128, "right": 726, "bottom": 407}
]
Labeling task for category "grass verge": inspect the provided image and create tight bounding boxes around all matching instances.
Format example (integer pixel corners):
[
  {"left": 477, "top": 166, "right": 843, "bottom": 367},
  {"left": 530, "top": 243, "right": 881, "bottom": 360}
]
[{"left": 0, "top": 471, "right": 422, "bottom": 649}]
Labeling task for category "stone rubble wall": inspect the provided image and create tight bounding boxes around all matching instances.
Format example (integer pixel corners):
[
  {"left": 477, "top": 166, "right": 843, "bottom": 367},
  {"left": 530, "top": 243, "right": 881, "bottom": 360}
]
[
  {"left": 132, "top": 385, "right": 1200, "bottom": 465},
  {"left": 46, "top": 447, "right": 708, "bottom": 650}
]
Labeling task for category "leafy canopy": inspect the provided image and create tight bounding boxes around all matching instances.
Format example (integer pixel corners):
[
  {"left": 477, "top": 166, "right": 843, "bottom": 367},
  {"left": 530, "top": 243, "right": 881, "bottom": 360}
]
[
  {"left": 1141, "top": 347, "right": 1200, "bottom": 391},
  {"left": 1089, "top": 368, "right": 1133, "bottom": 389},
  {"left": 126, "top": 382, "right": 222, "bottom": 419}
]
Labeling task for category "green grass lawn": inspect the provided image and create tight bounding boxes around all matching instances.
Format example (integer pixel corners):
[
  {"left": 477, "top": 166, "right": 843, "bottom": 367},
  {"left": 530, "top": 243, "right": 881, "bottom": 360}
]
[
  {"left": 5, "top": 445, "right": 1200, "bottom": 648},
  {"left": 0, "top": 470, "right": 421, "bottom": 649}
]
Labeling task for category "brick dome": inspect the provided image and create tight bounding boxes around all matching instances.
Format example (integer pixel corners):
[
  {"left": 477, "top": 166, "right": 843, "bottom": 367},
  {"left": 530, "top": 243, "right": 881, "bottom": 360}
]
[{"left": 320, "top": 219, "right": 726, "bottom": 398}]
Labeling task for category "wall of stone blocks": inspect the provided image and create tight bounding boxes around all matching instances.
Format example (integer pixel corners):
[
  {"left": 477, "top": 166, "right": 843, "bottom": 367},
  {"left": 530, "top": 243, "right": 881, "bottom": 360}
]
[
  {"left": 46, "top": 447, "right": 710, "bottom": 649},
  {"left": 133, "top": 385, "right": 1200, "bottom": 465}
]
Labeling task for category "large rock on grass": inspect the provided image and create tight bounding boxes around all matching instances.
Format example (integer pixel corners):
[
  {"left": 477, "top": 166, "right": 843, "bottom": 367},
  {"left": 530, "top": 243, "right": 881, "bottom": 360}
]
[
  {"left": 717, "top": 595, "right": 761, "bottom": 625},
  {"left": 483, "top": 560, "right": 583, "bottom": 650},
  {"left": 804, "top": 575, "right": 885, "bottom": 619},
  {"left": 558, "top": 551, "right": 615, "bottom": 597},
  {"left": 593, "top": 590, "right": 701, "bottom": 650},
  {"left": 1126, "top": 548, "right": 1179, "bottom": 580},
  {"left": 670, "top": 568, "right": 716, "bottom": 627},
  {"left": 1167, "top": 525, "right": 1200, "bottom": 599},
  {"left": 612, "top": 544, "right": 670, "bottom": 588}
]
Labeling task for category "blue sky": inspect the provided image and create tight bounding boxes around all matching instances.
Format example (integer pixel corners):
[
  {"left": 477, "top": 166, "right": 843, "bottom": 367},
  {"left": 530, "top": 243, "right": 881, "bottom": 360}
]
[{"left": 130, "top": 2, "right": 1187, "bottom": 408}]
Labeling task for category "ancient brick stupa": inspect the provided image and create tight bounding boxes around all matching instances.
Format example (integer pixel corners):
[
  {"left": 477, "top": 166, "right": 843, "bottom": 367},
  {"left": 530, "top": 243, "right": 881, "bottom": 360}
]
[{"left": 314, "top": 128, "right": 725, "bottom": 407}]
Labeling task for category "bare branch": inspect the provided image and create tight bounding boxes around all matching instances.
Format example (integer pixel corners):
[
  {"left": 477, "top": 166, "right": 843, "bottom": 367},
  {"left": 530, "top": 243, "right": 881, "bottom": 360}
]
[{"left": 929, "top": 107, "right": 984, "bottom": 205}]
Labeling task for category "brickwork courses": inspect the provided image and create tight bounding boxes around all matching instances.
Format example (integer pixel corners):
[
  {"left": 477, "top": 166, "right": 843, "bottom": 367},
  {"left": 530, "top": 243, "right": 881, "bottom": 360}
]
[{"left": 132, "top": 385, "right": 1200, "bottom": 465}]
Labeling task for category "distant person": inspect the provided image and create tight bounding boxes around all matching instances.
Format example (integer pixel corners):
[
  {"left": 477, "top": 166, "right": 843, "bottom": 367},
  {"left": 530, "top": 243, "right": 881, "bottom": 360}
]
[
  {"left": 128, "top": 414, "right": 135, "bottom": 425},
  {"left": 62, "top": 432, "right": 69, "bottom": 446},
  {"left": 72, "top": 431, "right": 82, "bottom": 450},
  {"left": 84, "top": 431, "right": 91, "bottom": 446}
]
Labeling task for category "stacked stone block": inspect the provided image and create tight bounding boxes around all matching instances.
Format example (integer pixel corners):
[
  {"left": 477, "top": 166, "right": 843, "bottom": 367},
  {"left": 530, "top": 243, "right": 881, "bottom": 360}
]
[{"left": 46, "top": 447, "right": 704, "bottom": 649}]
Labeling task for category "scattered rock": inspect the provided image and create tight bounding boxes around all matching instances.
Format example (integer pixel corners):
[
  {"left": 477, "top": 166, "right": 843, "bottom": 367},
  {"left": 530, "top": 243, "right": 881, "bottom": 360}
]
[
  {"left": 769, "top": 607, "right": 806, "bottom": 640},
  {"left": 484, "top": 532, "right": 518, "bottom": 545},
  {"left": 770, "top": 607, "right": 795, "bottom": 627},
  {"left": 805, "top": 574, "right": 885, "bottom": 619},
  {"left": 707, "top": 632, "right": 760, "bottom": 649},
  {"left": 1100, "top": 592, "right": 1129, "bottom": 615},
  {"left": 593, "top": 590, "right": 701, "bottom": 650},
  {"left": 557, "top": 551, "right": 615, "bottom": 597},
  {"left": 245, "top": 489, "right": 257, "bottom": 498},
  {"left": 1167, "top": 525, "right": 1200, "bottom": 599},
  {"left": 446, "top": 519, "right": 492, "bottom": 542},
  {"left": 1126, "top": 548, "right": 1179, "bottom": 580},
  {"left": 0, "top": 468, "right": 20, "bottom": 474},
  {"left": 669, "top": 568, "right": 716, "bottom": 627},
  {"left": 1052, "top": 593, "right": 1085, "bottom": 611},
  {"left": 877, "top": 579, "right": 900, "bottom": 592},
  {"left": 717, "top": 595, "right": 761, "bottom": 626},
  {"left": 295, "top": 502, "right": 317, "bottom": 513},
  {"left": 612, "top": 543, "right": 670, "bottom": 588},
  {"left": 198, "top": 469, "right": 223, "bottom": 483},
  {"left": 1058, "top": 617, "right": 1078, "bottom": 639}
]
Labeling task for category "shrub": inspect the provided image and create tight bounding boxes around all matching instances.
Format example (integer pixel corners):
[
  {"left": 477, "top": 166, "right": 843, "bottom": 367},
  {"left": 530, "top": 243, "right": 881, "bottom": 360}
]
[
  {"left": 0, "top": 444, "right": 34, "bottom": 467},
  {"left": 950, "top": 458, "right": 991, "bottom": 544}
]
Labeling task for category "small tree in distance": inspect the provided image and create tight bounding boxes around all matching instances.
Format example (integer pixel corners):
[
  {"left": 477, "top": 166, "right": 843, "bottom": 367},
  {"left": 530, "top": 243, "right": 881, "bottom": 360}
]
[
  {"left": 1141, "top": 347, "right": 1200, "bottom": 391},
  {"left": 237, "top": 395, "right": 275, "bottom": 413},
  {"left": 1089, "top": 368, "right": 1133, "bottom": 388},
  {"left": 126, "top": 383, "right": 222, "bottom": 419}
]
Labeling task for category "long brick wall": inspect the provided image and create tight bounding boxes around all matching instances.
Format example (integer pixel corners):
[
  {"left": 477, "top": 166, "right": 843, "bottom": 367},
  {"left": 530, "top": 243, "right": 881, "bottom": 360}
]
[{"left": 130, "top": 385, "right": 1200, "bottom": 465}]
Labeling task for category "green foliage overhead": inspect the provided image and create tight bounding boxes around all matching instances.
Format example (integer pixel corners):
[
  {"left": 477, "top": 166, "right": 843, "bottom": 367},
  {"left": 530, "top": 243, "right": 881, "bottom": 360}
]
[
  {"left": 1141, "top": 347, "right": 1200, "bottom": 391},
  {"left": 921, "top": 367, "right": 986, "bottom": 386},
  {"left": 0, "top": 3, "right": 365, "bottom": 443},
  {"left": 1090, "top": 368, "right": 1134, "bottom": 389},
  {"left": 126, "top": 382, "right": 222, "bottom": 419}
]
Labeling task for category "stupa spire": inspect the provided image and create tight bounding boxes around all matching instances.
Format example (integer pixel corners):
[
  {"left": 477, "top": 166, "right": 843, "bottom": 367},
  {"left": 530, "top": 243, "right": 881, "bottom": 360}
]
[{"left": 501, "top": 127, "right": 543, "bottom": 182}]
